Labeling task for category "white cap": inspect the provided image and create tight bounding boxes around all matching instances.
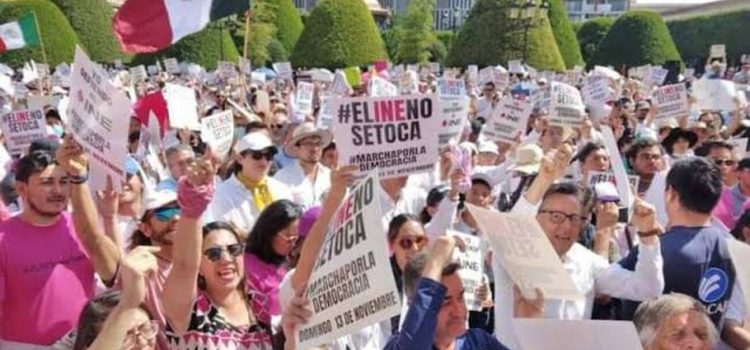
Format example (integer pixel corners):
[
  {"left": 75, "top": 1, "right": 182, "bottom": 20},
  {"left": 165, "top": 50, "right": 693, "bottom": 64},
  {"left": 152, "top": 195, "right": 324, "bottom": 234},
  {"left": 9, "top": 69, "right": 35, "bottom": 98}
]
[
  {"left": 235, "top": 131, "right": 274, "bottom": 154},
  {"left": 142, "top": 189, "right": 177, "bottom": 214},
  {"left": 478, "top": 141, "right": 499, "bottom": 155}
]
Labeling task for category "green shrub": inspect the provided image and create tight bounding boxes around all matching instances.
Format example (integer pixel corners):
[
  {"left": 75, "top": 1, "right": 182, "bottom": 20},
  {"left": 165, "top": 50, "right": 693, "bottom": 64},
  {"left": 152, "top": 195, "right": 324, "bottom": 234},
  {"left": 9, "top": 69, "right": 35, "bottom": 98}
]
[
  {"left": 51, "top": 0, "right": 128, "bottom": 63},
  {"left": 397, "top": 0, "right": 436, "bottom": 64},
  {"left": 268, "top": 39, "right": 288, "bottom": 62},
  {"left": 435, "top": 31, "right": 455, "bottom": 53},
  {"left": 0, "top": 0, "right": 81, "bottom": 67},
  {"left": 547, "top": 0, "right": 583, "bottom": 68},
  {"left": 576, "top": 16, "right": 614, "bottom": 64},
  {"left": 268, "top": 0, "right": 303, "bottom": 55},
  {"left": 134, "top": 25, "right": 239, "bottom": 70},
  {"left": 428, "top": 39, "right": 447, "bottom": 64},
  {"left": 591, "top": 10, "right": 681, "bottom": 69},
  {"left": 668, "top": 10, "right": 750, "bottom": 65},
  {"left": 291, "top": 0, "right": 387, "bottom": 69}
]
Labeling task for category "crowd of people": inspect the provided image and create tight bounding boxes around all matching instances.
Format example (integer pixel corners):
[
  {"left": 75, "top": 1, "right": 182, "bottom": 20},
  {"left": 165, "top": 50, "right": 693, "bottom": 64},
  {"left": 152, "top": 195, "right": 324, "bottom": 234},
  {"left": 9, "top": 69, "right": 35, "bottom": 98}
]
[{"left": 0, "top": 52, "right": 750, "bottom": 350}]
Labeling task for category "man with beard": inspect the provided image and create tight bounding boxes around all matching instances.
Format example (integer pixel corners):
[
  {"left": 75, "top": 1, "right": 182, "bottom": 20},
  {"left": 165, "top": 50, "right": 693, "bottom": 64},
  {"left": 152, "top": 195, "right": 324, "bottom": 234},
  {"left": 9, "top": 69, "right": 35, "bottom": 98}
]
[
  {"left": 274, "top": 122, "right": 332, "bottom": 210},
  {"left": 0, "top": 140, "right": 120, "bottom": 348}
]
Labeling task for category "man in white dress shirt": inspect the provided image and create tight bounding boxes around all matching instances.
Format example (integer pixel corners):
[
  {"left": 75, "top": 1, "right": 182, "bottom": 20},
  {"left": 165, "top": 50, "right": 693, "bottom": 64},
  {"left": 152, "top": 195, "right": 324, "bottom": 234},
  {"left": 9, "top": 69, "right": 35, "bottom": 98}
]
[
  {"left": 274, "top": 122, "right": 332, "bottom": 210},
  {"left": 207, "top": 131, "right": 292, "bottom": 232}
]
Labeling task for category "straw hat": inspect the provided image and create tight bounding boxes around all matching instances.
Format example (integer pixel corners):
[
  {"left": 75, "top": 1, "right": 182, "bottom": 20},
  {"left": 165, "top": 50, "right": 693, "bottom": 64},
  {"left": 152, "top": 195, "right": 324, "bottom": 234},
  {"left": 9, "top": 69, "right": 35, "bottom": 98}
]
[{"left": 283, "top": 122, "right": 333, "bottom": 158}]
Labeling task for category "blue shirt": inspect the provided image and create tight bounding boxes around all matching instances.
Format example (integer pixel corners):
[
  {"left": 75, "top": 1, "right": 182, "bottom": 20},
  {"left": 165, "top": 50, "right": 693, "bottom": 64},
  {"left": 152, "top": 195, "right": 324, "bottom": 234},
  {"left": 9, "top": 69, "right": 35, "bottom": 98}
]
[
  {"left": 619, "top": 225, "right": 735, "bottom": 326},
  {"left": 384, "top": 278, "right": 510, "bottom": 350}
]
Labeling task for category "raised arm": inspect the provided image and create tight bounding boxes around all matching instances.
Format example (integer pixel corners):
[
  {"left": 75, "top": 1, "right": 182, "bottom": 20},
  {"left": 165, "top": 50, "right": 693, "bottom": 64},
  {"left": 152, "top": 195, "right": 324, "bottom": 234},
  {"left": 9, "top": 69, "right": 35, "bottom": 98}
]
[
  {"left": 291, "top": 165, "right": 356, "bottom": 291},
  {"left": 57, "top": 136, "right": 121, "bottom": 284},
  {"left": 518, "top": 143, "right": 573, "bottom": 207},
  {"left": 161, "top": 157, "right": 215, "bottom": 334}
]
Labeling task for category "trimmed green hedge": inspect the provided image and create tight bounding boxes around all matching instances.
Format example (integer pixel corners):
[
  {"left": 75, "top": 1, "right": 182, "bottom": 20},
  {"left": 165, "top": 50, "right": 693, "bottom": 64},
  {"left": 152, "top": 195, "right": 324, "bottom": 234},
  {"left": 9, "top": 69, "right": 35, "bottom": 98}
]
[
  {"left": 134, "top": 26, "right": 239, "bottom": 70},
  {"left": 51, "top": 0, "right": 128, "bottom": 63},
  {"left": 591, "top": 11, "right": 681, "bottom": 70},
  {"left": 291, "top": 0, "right": 387, "bottom": 69},
  {"left": 576, "top": 16, "right": 614, "bottom": 65},
  {"left": 0, "top": 0, "right": 81, "bottom": 67},
  {"left": 435, "top": 31, "right": 455, "bottom": 53},
  {"left": 547, "top": 0, "right": 583, "bottom": 68},
  {"left": 268, "top": 0, "right": 303, "bottom": 55},
  {"left": 446, "top": 0, "right": 565, "bottom": 71},
  {"left": 397, "top": 0, "right": 436, "bottom": 64},
  {"left": 668, "top": 10, "right": 750, "bottom": 65}
]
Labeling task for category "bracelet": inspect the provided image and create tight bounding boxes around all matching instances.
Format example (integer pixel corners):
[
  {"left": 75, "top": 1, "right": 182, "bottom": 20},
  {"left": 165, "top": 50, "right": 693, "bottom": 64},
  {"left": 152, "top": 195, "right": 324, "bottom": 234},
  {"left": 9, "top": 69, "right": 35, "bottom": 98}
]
[
  {"left": 637, "top": 229, "right": 660, "bottom": 237},
  {"left": 69, "top": 173, "right": 89, "bottom": 184}
]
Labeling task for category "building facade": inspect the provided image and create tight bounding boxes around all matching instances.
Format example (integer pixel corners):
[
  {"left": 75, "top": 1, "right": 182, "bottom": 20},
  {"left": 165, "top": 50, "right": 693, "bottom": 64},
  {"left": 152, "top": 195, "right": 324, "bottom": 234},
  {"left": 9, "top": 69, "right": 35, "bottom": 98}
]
[{"left": 562, "top": 0, "right": 629, "bottom": 21}]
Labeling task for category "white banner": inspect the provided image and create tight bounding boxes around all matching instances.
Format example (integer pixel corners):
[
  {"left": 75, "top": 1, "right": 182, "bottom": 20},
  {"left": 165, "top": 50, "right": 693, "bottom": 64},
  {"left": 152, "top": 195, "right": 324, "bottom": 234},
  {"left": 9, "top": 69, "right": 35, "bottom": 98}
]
[
  {"left": 297, "top": 172, "right": 401, "bottom": 349},
  {"left": 693, "top": 78, "right": 737, "bottom": 111},
  {"left": 68, "top": 47, "right": 130, "bottom": 192},
  {"left": 482, "top": 96, "right": 532, "bottom": 143},
  {"left": 200, "top": 110, "right": 234, "bottom": 160},
  {"left": 653, "top": 83, "right": 689, "bottom": 122},
  {"left": 447, "top": 230, "right": 485, "bottom": 311},
  {"left": 331, "top": 94, "right": 440, "bottom": 179},
  {"left": 0, "top": 108, "right": 46, "bottom": 155},
  {"left": 164, "top": 83, "right": 200, "bottom": 130}
]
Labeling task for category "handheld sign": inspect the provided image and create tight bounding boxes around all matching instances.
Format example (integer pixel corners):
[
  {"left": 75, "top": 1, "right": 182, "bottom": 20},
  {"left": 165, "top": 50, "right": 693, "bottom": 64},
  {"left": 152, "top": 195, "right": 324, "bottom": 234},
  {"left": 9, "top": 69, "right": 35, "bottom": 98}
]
[
  {"left": 437, "top": 95, "right": 470, "bottom": 146},
  {"left": 465, "top": 204, "right": 582, "bottom": 301},
  {"left": 200, "top": 110, "right": 234, "bottom": 160},
  {"left": 273, "top": 62, "right": 293, "bottom": 80},
  {"left": 710, "top": 44, "right": 726, "bottom": 60},
  {"left": 330, "top": 94, "right": 440, "bottom": 179},
  {"left": 447, "top": 230, "right": 485, "bottom": 311},
  {"left": 68, "top": 47, "right": 130, "bottom": 192},
  {"left": 692, "top": 78, "right": 737, "bottom": 111},
  {"left": 163, "top": 83, "right": 200, "bottom": 130},
  {"left": 316, "top": 95, "right": 334, "bottom": 130},
  {"left": 296, "top": 172, "right": 401, "bottom": 349},
  {"left": 482, "top": 96, "right": 532, "bottom": 143},
  {"left": 0, "top": 108, "right": 46, "bottom": 155},
  {"left": 513, "top": 319, "right": 644, "bottom": 350},
  {"left": 329, "top": 71, "right": 353, "bottom": 97},
  {"left": 163, "top": 58, "right": 180, "bottom": 75},
  {"left": 129, "top": 65, "right": 147, "bottom": 83},
  {"left": 653, "top": 83, "right": 689, "bottom": 123},
  {"left": 548, "top": 82, "right": 585, "bottom": 127},
  {"left": 296, "top": 81, "right": 315, "bottom": 116},
  {"left": 369, "top": 76, "right": 398, "bottom": 97},
  {"left": 601, "top": 126, "right": 634, "bottom": 222}
]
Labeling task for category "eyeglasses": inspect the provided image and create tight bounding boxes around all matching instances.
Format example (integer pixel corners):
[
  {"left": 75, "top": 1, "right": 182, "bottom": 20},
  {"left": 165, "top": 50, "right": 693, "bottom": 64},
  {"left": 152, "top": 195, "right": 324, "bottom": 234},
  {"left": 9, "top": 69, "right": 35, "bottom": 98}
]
[
  {"left": 638, "top": 153, "right": 661, "bottom": 161},
  {"left": 398, "top": 236, "right": 428, "bottom": 250},
  {"left": 121, "top": 320, "right": 158, "bottom": 350},
  {"left": 299, "top": 141, "right": 323, "bottom": 148},
  {"left": 714, "top": 159, "right": 737, "bottom": 167},
  {"left": 538, "top": 210, "right": 587, "bottom": 227},
  {"left": 246, "top": 149, "right": 275, "bottom": 161},
  {"left": 270, "top": 123, "right": 288, "bottom": 130},
  {"left": 203, "top": 243, "right": 245, "bottom": 262},
  {"left": 154, "top": 207, "right": 180, "bottom": 222}
]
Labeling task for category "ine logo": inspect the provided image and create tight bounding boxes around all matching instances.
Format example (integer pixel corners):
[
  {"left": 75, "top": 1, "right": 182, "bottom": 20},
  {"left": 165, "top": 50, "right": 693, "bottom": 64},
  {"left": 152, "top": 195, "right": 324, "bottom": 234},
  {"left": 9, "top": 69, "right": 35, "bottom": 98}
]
[{"left": 698, "top": 268, "right": 729, "bottom": 304}]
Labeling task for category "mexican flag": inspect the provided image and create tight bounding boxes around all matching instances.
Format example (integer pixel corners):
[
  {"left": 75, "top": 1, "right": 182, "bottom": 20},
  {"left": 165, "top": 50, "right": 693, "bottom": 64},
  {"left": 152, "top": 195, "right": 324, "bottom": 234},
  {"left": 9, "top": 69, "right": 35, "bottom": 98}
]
[
  {"left": 113, "top": 0, "right": 250, "bottom": 53},
  {"left": 0, "top": 13, "right": 39, "bottom": 53}
]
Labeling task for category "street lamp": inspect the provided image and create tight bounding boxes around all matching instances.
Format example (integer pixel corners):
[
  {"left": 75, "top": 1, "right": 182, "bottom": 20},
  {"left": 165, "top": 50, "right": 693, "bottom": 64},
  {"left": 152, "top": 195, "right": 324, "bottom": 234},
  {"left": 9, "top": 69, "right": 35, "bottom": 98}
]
[{"left": 508, "top": 0, "right": 550, "bottom": 63}]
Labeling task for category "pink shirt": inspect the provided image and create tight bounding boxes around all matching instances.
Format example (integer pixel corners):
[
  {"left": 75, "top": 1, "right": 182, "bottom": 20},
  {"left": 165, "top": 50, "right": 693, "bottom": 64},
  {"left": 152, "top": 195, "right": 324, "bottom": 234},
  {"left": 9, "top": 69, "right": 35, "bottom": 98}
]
[
  {"left": 244, "top": 253, "right": 286, "bottom": 325},
  {"left": 0, "top": 212, "right": 95, "bottom": 345}
]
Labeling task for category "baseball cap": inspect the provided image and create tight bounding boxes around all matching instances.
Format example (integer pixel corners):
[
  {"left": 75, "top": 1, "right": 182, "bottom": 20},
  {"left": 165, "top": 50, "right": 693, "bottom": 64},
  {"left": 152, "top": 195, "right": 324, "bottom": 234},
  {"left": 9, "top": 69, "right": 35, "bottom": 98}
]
[
  {"left": 738, "top": 158, "right": 750, "bottom": 171},
  {"left": 478, "top": 141, "right": 499, "bottom": 155},
  {"left": 235, "top": 131, "right": 274, "bottom": 154},
  {"left": 141, "top": 189, "right": 177, "bottom": 218},
  {"left": 124, "top": 155, "right": 140, "bottom": 176}
]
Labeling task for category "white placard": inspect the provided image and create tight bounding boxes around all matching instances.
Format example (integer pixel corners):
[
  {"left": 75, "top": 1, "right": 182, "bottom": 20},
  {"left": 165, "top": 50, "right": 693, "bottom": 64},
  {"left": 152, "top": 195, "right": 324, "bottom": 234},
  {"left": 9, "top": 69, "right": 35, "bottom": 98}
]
[
  {"left": 26, "top": 95, "right": 55, "bottom": 110},
  {"left": 331, "top": 94, "right": 440, "bottom": 179},
  {"left": 296, "top": 172, "right": 401, "bottom": 349},
  {"left": 316, "top": 95, "right": 334, "bottom": 130},
  {"left": 0, "top": 142, "right": 11, "bottom": 181},
  {"left": 163, "top": 58, "right": 180, "bottom": 75},
  {"left": 200, "top": 110, "right": 234, "bottom": 160},
  {"left": 508, "top": 60, "right": 524, "bottom": 74},
  {"left": 582, "top": 75, "right": 614, "bottom": 107},
  {"left": 482, "top": 96, "right": 532, "bottom": 143},
  {"left": 329, "top": 71, "right": 352, "bottom": 97},
  {"left": 653, "top": 83, "right": 689, "bottom": 122},
  {"left": 729, "top": 138, "right": 748, "bottom": 159},
  {"left": 68, "top": 47, "right": 130, "bottom": 192},
  {"left": 129, "top": 65, "right": 147, "bottom": 83},
  {"left": 251, "top": 72, "right": 266, "bottom": 86},
  {"left": 710, "top": 44, "right": 726, "bottom": 59},
  {"left": 437, "top": 78, "right": 466, "bottom": 98},
  {"left": 693, "top": 78, "right": 737, "bottom": 111},
  {"left": 465, "top": 204, "right": 582, "bottom": 300},
  {"left": 438, "top": 95, "right": 470, "bottom": 146},
  {"left": 587, "top": 171, "right": 640, "bottom": 197},
  {"left": 0, "top": 108, "right": 46, "bottom": 155},
  {"left": 513, "top": 319, "right": 644, "bottom": 350},
  {"left": 163, "top": 83, "right": 200, "bottom": 130},
  {"left": 397, "top": 71, "right": 419, "bottom": 95},
  {"left": 601, "top": 126, "right": 634, "bottom": 217},
  {"left": 447, "top": 230, "right": 485, "bottom": 311},
  {"left": 273, "top": 62, "right": 293, "bottom": 80},
  {"left": 369, "top": 76, "right": 398, "bottom": 97},
  {"left": 295, "top": 81, "right": 315, "bottom": 118},
  {"left": 548, "top": 82, "right": 585, "bottom": 127},
  {"left": 727, "top": 239, "right": 750, "bottom": 321},
  {"left": 311, "top": 69, "right": 334, "bottom": 83}
]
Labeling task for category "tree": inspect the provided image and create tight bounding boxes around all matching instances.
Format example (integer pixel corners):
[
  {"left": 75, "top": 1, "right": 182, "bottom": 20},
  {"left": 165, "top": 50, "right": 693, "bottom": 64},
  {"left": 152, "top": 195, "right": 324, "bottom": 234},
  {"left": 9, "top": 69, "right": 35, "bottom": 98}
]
[
  {"left": 267, "top": 0, "right": 303, "bottom": 55},
  {"left": 134, "top": 25, "right": 239, "bottom": 70},
  {"left": 547, "top": 0, "right": 583, "bottom": 68},
  {"left": 591, "top": 11, "right": 681, "bottom": 70},
  {"left": 446, "top": 0, "right": 565, "bottom": 71},
  {"left": 51, "top": 0, "right": 128, "bottom": 63},
  {"left": 668, "top": 10, "right": 750, "bottom": 67},
  {"left": 397, "top": 0, "right": 436, "bottom": 64},
  {"left": 576, "top": 17, "right": 614, "bottom": 64},
  {"left": 229, "top": 2, "right": 276, "bottom": 66},
  {"left": 291, "top": 0, "right": 387, "bottom": 69},
  {"left": 0, "top": 0, "right": 81, "bottom": 67}
]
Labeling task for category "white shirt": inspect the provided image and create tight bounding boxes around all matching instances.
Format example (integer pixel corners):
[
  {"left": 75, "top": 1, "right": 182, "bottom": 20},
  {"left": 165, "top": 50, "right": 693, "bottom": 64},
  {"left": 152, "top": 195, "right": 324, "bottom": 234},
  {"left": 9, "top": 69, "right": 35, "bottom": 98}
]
[
  {"left": 205, "top": 174, "right": 292, "bottom": 233},
  {"left": 476, "top": 96, "right": 496, "bottom": 120},
  {"left": 379, "top": 184, "right": 426, "bottom": 230},
  {"left": 494, "top": 196, "right": 664, "bottom": 349},
  {"left": 273, "top": 160, "right": 331, "bottom": 211}
]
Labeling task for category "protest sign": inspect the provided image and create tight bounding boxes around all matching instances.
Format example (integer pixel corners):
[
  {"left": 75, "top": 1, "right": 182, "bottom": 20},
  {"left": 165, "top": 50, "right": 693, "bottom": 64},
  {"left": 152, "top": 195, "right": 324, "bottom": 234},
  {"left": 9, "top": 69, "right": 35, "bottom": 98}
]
[
  {"left": 217, "top": 61, "right": 236, "bottom": 77},
  {"left": 273, "top": 62, "right": 293, "bottom": 80},
  {"left": 238, "top": 57, "right": 252, "bottom": 75},
  {"left": 587, "top": 171, "right": 640, "bottom": 197},
  {"left": 0, "top": 142, "right": 11, "bottom": 181},
  {"left": 0, "top": 108, "right": 46, "bottom": 155},
  {"left": 653, "top": 83, "right": 689, "bottom": 123},
  {"left": 330, "top": 94, "right": 440, "bottom": 179},
  {"left": 163, "top": 83, "right": 200, "bottom": 130},
  {"left": 147, "top": 65, "right": 159, "bottom": 76},
  {"left": 369, "top": 76, "right": 398, "bottom": 97},
  {"left": 548, "top": 82, "right": 585, "bottom": 127},
  {"left": 296, "top": 172, "right": 401, "bottom": 349},
  {"left": 26, "top": 95, "right": 55, "bottom": 110},
  {"left": 508, "top": 60, "right": 524, "bottom": 74},
  {"left": 710, "top": 44, "right": 726, "bottom": 60},
  {"left": 644, "top": 66, "right": 668, "bottom": 89},
  {"left": 582, "top": 75, "right": 613, "bottom": 107},
  {"left": 467, "top": 65, "right": 478, "bottom": 82},
  {"left": 0, "top": 74, "right": 14, "bottom": 96},
  {"left": 68, "top": 47, "right": 130, "bottom": 192},
  {"left": 513, "top": 319, "right": 643, "bottom": 350},
  {"left": 129, "top": 65, "right": 147, "bottom": 82},
  {"left": 316, "top": 95, "right": 334, "bottom": 130},
  {"left": 729, "top": 138, "right": 748, "bottom": 159},
  {"left": 727, "top": 239, "right": 750, "bottom": 321},
  {"left": 295, "top": 81, "right": 315, "bottom": 118},
  {"left": 601, "top": 126, "right": 634, "bottom": 221},
  {"left": 200, "top": 110, "right": 234, "bottom": 160},
  {"left": 343, "top": 67, "right": 362, "bottom": 87},
  {"left": 693, "top": 78, "right": 737, "bottom": 111},
  {"left": 465, "top": 204, "right": 581, "bottom": 300},
  {"left": 329, "top": 71, "right": 352, "bottom": 97},
  {"left": 437, "top": 78, "right": 466, "bottom": 98},
  {"left": 437, "top": 95, "right": 469, "bottom": 146},
  {"left": 447, "top": 230, "right": 485, "bottom": 311},
  {"left": 312, "top": 69, "right": 334, "bottom": 83},
  {"left": 163, "top": 58, "right": 180, "bottom": 75},
  {"left": 397, "top": 70, "right": 419, "bottom": 95},
  {"left": 251, "top": 72, "right": 266, "bottom": 86},
  {"left": 482, "top": 96, "right": 532, "bottom": 143}
]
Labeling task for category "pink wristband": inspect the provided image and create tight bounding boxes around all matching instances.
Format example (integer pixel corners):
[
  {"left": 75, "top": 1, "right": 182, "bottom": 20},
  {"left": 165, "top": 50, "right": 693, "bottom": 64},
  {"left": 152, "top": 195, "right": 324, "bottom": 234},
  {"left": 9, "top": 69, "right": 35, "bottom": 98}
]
[{"left": 177, "top": 177, "right": 215, "bottom": 218}]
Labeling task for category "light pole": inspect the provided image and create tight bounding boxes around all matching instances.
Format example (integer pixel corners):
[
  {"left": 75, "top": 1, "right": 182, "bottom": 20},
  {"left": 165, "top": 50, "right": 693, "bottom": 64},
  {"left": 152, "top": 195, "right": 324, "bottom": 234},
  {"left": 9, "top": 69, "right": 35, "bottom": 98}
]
[{"left": 508, "top": 0, "right": 550, "bottom": 63}]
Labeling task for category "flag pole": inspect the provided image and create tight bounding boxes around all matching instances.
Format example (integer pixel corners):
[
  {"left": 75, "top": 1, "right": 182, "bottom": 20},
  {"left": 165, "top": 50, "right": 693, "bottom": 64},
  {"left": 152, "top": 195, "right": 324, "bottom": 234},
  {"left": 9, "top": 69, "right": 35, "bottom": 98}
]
[
  {"left": 30, "top": 11, "right": 47, "bottom": 67},
  {"left": 241, "top": 7, "right": 251, "bottom": 106}
]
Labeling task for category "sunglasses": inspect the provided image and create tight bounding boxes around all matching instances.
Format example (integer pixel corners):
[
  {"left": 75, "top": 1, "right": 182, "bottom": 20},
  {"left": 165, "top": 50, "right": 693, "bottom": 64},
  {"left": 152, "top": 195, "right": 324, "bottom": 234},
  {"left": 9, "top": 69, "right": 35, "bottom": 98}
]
[
  {"left": 245, "top": 149, "right": 276, "bottom": 161},
  {"left": 203, "top": 243, "right": 245, "bottom": 262},
  {"left": 714, "top": 159, "right": 737, "bottom": 167},
  {"left": 270, "top": 123, "right": 288, "bottom": 130},
  {"left": 121, "top": 320, "right": 158, "bottom": 350},
  {"left": 398, "top": 236, "right": 428, "bottom": 250},
  {"left": 154, "top": 207, "right": 180, "bottom": 222}
]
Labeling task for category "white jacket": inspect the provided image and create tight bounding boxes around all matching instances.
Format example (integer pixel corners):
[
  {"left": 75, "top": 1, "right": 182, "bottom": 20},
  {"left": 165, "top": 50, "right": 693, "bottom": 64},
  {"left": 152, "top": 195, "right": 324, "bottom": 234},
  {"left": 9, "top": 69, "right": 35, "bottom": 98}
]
[
  {"left": 205, "top": 174, "right": 292, "bottom": 233},
  {"left": 273, "top": 160, "right": 331, "bottom": 211}
]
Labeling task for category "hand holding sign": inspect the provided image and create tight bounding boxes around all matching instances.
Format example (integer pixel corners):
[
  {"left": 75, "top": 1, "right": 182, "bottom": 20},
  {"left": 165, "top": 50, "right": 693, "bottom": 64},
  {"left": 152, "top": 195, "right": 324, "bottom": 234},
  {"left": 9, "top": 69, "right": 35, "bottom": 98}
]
[
  {"left": 328, "top": 164, "right": 357, "bottom": 202},
  {"left": 56, "top": 135, "right": 88, "bottom": 177},
  {"left": 513, "top": 285, "right": 544, "bottom": 318},
  {"left": 282, "top": 287, "right": 313, "bottom": 350}
]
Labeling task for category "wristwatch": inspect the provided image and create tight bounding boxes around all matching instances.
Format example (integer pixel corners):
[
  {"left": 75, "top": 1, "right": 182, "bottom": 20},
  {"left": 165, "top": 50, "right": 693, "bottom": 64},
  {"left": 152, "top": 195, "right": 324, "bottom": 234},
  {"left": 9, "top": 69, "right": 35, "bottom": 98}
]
[
  {"left": 637, "top": 229, "right": 660, "bottom": 237},
  {"left": 69, "top": 173, "right": 89, "bottom": 184}
]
